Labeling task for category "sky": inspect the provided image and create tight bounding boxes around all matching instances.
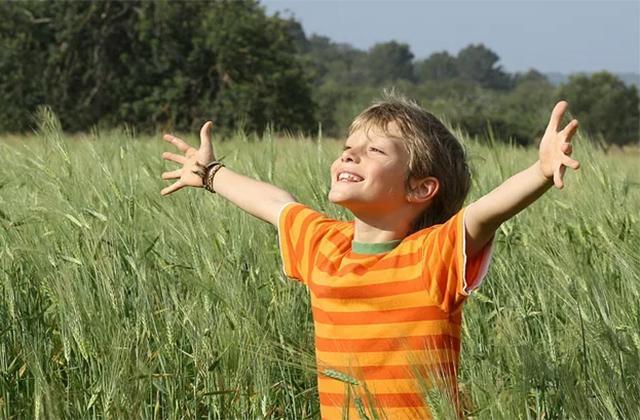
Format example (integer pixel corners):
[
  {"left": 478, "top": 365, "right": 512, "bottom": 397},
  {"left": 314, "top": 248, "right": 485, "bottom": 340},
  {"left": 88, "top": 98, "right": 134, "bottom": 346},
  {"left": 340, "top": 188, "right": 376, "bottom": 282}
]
[{"left": 261, "top": 0, "right": 640, "bottom": 74}]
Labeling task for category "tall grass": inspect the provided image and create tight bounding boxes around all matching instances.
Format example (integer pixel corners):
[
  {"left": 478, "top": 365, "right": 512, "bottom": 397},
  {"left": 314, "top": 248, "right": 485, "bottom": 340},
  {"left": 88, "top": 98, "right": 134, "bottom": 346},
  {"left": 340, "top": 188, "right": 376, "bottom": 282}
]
[{"left": 0, "top": 111, "right": 638, "bottom": 419}]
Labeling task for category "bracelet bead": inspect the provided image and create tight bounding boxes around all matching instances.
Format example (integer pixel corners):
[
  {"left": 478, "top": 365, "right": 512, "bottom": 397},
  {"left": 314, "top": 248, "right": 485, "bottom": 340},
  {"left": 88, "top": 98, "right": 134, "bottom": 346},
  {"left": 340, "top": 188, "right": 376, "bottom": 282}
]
[{"left": 203, "top": 161, "right": 225, "bottom": 193}]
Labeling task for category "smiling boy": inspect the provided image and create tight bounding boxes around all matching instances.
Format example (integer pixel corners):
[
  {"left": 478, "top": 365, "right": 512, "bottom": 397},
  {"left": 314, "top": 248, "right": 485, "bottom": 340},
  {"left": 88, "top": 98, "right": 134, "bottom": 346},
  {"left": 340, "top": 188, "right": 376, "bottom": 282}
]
[{"left": 161, "top": 94, "right": 579, "bottom": 419}]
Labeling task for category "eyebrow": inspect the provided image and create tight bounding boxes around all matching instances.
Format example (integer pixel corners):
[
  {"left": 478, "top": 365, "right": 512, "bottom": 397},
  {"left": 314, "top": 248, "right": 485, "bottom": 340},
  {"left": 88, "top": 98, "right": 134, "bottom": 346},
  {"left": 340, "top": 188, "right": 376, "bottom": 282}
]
[{"left": 342, "top": 136, "right": 393, "bottom": 150}]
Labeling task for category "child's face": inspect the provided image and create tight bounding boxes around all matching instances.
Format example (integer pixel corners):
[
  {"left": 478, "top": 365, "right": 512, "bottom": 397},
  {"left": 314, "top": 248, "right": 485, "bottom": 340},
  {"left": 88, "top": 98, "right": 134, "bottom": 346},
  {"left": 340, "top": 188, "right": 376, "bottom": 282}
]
[{"left": 329, "top": 123, "right": 412, "bottom": 214}]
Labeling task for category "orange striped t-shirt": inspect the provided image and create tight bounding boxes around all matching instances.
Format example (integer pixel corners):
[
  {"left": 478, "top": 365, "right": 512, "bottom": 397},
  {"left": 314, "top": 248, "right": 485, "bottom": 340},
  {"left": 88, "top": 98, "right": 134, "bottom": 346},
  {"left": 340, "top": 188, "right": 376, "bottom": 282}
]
[{"left": 277, "top": 202, "right": 493, "bottom": 419}]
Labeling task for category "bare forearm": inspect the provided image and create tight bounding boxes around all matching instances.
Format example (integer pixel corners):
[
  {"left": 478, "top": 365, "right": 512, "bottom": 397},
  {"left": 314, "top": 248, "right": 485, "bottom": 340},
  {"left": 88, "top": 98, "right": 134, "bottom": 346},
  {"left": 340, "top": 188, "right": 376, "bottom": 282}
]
[
  {"left": 471, "top": 161, "right": 551, "bottom": 228},
  {"left": 466, "top": 161, "right": 552, "bottom": 254},
  {"left": 464, "top": 101, "right": 581, "bottom": 258},
  {"left": 212, "top": 167, "right": 296, "bottom": 226}
]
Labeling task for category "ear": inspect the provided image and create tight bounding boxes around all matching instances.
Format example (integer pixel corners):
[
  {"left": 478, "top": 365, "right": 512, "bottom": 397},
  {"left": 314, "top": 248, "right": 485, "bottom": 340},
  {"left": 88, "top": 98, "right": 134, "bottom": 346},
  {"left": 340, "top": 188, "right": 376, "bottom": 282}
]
[{"left": 406, "top": 176, "right": 439, "bottom": 204}]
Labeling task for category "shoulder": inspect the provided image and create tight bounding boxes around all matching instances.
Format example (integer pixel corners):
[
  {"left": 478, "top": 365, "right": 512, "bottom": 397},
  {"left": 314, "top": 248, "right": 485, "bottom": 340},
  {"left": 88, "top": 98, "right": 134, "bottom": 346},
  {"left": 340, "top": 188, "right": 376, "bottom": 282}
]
[
  {"left": 279, "top": 202, "right": 350, "bottom": 235},
  {"left": 403, "top": 208, "right": 466, "bottom": 249}
]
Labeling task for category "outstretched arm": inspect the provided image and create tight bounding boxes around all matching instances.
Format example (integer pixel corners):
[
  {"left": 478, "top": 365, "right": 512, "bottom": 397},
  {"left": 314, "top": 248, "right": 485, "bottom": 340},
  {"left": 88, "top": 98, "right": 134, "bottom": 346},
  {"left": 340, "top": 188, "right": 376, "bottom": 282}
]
[
  {"left": 464, "top": 101, "right": 581, "bottom": 257},
  {"left": 160, "top": 121, "right": 296, "bottom": 226}
]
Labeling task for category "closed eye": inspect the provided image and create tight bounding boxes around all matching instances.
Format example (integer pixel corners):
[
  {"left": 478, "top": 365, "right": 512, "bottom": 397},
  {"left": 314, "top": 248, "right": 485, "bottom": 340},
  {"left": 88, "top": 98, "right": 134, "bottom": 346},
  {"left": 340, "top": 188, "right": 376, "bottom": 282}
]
[{"left": 369, "top": 147, "right": 385, "bottom": 154}]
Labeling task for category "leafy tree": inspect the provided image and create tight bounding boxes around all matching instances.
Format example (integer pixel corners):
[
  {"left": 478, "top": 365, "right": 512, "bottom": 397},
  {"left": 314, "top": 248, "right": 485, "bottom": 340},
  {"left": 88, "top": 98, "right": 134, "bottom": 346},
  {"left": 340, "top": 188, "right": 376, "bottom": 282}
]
[
  {"left": 513, "top": 69, "right": 549, "bottom": 86},
  {"left": 364, "top": 41, "right": 415, "bottom": 85},
  {"left": 558, "top": 72, "right": 639, "bottom": 147},
  {"left": 203, "top": 1, "right": 315, "bottom": 134},
  {"left": 282, "top": 17, "right": 309, "bottom": 54},
  {"left": 0, "top": 0, "right": 315, "bottom": 134},
  {"left": 456, "top": 43, "right": 512, "bottom": 90},
  {"left": 300, "top": 35, "right": 368, "bottom": 86},
  {"left": 116, "top": 1, "right": 215, "bottom": 132},
  {"left": 413, "top": 76, "right": 554, "bottom": 146},
  {"left": 415, "top": 51, "right": 459, "bottom": 82},
  {"left": 0, "top": 2, "right": 50, "bottom": 131},
  {"left": 491, "top": 77, "right": 556, "bottom": 145}
]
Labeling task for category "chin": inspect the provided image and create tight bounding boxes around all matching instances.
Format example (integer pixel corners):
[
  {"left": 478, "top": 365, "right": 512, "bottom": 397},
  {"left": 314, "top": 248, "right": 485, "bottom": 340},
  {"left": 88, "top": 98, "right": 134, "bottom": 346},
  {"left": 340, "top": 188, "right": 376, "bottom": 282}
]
[
  {"left": 329, "top": 191, "right": 366, "bottom": 214},
  {"left": 328, "top": 189, "right": 353, "bottom": 206},
  {"left": 328, "top": 189, "right": 344, "bottom": 204}
]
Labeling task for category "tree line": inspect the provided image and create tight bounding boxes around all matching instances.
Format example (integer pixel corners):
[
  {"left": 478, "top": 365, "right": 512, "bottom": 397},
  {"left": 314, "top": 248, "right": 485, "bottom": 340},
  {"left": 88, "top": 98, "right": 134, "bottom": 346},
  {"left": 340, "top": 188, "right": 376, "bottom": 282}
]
[{"left": 1, "top": 0, "right": 638, "bottom": 146}]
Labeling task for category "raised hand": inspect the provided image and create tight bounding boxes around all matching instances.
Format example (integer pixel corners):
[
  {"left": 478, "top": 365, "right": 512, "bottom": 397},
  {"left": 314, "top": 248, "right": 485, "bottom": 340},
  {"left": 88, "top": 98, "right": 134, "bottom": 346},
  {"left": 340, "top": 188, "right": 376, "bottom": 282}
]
[
  {"left": 539, "top": 101, "right": 581, "bottom": 189},
  {"left": 160, "top": 121, "right": 215, "bottom": 196}
]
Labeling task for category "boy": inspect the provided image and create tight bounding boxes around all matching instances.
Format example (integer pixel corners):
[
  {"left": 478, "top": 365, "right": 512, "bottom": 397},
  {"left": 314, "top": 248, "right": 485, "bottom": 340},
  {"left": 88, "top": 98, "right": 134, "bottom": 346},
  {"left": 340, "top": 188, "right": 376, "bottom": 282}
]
[{"left": 160, "top": 95, "right": 579, "bottom": 419}]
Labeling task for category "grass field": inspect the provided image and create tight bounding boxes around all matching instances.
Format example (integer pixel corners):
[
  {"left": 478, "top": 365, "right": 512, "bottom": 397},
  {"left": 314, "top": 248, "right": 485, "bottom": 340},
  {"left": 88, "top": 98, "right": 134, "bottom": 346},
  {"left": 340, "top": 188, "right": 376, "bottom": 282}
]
[{"left": 1, "top": 112, "right": 639, "bottom": 419}]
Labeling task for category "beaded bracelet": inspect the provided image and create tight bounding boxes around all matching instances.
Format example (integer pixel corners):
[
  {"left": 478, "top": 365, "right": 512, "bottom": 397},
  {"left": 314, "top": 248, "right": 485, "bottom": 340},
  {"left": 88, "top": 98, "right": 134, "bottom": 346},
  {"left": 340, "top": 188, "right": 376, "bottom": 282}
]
[{"left": 203, "top": 161, "right": 225, "bottom": 193}]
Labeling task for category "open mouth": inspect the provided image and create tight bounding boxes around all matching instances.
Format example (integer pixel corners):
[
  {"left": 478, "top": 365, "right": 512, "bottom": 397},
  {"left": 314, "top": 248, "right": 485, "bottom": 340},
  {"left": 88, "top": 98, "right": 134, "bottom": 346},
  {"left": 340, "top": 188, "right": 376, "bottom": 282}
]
[{"left": 337, "top": 171, "right": 364, "bottom": 183}]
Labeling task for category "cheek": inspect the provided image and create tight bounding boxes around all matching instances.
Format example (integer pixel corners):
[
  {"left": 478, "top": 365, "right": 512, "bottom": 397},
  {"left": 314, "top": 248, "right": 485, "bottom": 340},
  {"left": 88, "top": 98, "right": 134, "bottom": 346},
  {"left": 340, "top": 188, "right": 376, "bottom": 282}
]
[
  {"left": 329, "top": 160, "right": 339, "bottom": 178},
  {"left": 377, "top": 166, "right": 408, "bottom": 194}
]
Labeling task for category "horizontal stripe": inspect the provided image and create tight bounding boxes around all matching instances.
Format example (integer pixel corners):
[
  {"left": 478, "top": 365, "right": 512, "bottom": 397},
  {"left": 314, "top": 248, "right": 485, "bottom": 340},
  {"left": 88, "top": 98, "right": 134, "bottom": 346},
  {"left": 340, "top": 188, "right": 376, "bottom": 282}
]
[
  {"left": 321, "top": 362, "right": 458, "bottom": 381},
  {"left": 315, "top": 334, "right": 460, "bottom": 353},
  {"left": 319, "top": 406, "right": 361, "bottom": 420},
  {"left": 309, "top": 273, "right": 426, "bottom": 299},
  {"left": 320, "top": 405, "right": 430, "bottom": 420},
  {"left": 320, "top": 391, "right": 425, "bottom": 408},
  {"left": 316, "top": 248, "right": 424, "bottom": 277},
  {"left": 319, "top": 377, "right": 430, "bottom": 394},
  {"left": 312, "top": 305, "right": 450, "bottom": 325},
  {"left": 344, "top": 251, "right": 379, "bottom": 261},
  {"left": 311, "top": 259, "right": 424, "bottom": 287},
  {"left": 311, "top": 290, "right": 435, "bottom": 313},
  {"left": 316, "top": 349, "right": 458, "bottom": 367},
  {"left": 314, "top": 319, "right": 461, "bottom": 339},
  {"left": 309, "top": 276, "right": 426, "bottom": 300}
]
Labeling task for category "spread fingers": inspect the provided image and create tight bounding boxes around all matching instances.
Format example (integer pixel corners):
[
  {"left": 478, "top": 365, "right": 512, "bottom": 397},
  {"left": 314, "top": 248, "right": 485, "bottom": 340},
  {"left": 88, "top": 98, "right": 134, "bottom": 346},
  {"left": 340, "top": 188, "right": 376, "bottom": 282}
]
[
  {"left": 553, "top": 166, "right": 566, "bottom": 189},
  {"left": 162, "top": 169, "right": 182, "bottom": 180},
  {"left": 163, "top": 134, "right": 194, "bottom": 154},
  {"left": 561, "top": 119, "right": 579, "bottom": 140},
  {"left": 160, "top": 181, "right": 184, "bottom": 196},
  {"left": 162, "top": 152, "right": 186, "bottom": 165},
  {"left": 562, "top": 155, "right": 580, "bottom": 170}
]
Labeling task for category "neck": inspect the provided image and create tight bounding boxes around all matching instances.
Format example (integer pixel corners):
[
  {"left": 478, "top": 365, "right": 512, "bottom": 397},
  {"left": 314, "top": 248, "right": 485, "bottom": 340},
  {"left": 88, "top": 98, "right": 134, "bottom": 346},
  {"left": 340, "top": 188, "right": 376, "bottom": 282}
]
[{"left": 351, "top": 207, "right": 416, "bottom": 243}]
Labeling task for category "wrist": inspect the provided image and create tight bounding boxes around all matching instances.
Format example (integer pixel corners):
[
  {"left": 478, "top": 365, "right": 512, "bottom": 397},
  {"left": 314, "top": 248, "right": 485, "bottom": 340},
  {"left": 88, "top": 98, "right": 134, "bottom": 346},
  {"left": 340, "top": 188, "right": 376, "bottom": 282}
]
[
  {"left": 203, "top": 161, "right": 225, "bottom": 193},
  {"left": 532, "top": 161, "right": 554, "bottom": 187}
]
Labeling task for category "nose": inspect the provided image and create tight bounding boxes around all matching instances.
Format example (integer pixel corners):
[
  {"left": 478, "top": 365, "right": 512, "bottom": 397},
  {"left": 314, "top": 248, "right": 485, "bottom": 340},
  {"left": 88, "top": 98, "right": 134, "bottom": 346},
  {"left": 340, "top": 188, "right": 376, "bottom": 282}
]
[{"left": 341, "top": 147, "right": 360, "bottom": 163}]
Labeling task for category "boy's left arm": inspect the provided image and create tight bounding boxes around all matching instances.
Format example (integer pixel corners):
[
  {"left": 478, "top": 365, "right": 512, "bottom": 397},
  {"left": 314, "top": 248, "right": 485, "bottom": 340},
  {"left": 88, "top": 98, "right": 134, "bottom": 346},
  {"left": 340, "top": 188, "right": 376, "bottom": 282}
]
[{"left": 465, "top": 101, "right": 581, "bottom": 257}]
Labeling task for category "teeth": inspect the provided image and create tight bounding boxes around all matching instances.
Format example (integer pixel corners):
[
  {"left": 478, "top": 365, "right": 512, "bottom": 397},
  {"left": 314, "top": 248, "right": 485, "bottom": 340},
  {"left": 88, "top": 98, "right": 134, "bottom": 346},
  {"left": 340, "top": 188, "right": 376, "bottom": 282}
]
[{"left": 338, "top": 172, "right": 363, "bottom": 182}]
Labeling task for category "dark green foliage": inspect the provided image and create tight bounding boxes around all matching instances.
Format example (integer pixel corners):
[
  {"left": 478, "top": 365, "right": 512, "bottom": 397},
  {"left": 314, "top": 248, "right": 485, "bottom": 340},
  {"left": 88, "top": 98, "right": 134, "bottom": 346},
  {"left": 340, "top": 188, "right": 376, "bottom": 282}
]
[
  {"left": 0, "top": 2, "right": 50, "bottom": 132},
  {"left": 1, "top": 3, "right": 637, "bottom": 148},
  {"left": 203, "top": 2, "right": 316, "bottom": 134},
  {"left": 364, "top": 41, "right": 415, "bottom": 85},
  {"left": 513, "top": 69, "right": 549, "bottom": 85},
  {"left": 415, "top": 51, "right": 459, "bottom": 82},
  {"left": 413, "top": 78, "right": 555, "bottom": 146},
  {"left": 456, "top": 43, "right": 512, "bottom": 90},
  {"left": 301, "top": 34, "right": 368, "bottom": 86},
  {"left": 0, "top": 0, "right": 315, "bottom": 134},
  {"left": 558, "top": 72, "right": 640, "bottom": 147},
  {"left": 303, "top": 40, "right": 534, "bottom": 140}
]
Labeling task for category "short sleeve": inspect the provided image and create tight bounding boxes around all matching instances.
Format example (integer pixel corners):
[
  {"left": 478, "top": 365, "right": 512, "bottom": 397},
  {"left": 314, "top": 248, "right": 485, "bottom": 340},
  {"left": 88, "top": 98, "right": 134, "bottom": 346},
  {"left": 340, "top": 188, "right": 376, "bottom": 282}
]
[
  {"left": 277, "top": 202, "right": 337, "bottom": 284},
  {"left": 420, "top": 207, "right": 494, "bottom": 312}
]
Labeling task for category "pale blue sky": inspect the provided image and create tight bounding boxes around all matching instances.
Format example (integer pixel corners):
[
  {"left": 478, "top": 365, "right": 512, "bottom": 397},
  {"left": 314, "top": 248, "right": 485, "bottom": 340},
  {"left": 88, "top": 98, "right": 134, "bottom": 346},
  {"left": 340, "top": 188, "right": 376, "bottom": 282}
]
[{"left": 261, "top": 0, "right": 640, "bottom": 74}]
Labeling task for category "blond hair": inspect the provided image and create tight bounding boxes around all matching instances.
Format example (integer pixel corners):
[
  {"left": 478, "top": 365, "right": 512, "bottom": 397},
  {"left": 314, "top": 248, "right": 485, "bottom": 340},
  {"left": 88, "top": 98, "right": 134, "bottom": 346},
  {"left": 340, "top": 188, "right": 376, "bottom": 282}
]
[{"left": 349, "top": 92, "right": 471, "bottom": 232}]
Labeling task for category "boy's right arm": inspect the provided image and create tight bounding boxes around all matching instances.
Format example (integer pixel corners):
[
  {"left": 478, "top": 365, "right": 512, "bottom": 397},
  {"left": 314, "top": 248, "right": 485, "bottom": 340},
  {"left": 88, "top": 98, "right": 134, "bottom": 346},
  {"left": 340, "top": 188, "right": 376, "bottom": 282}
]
[{"left": 160, "top": 121, "right": 296, "bottom": 226}]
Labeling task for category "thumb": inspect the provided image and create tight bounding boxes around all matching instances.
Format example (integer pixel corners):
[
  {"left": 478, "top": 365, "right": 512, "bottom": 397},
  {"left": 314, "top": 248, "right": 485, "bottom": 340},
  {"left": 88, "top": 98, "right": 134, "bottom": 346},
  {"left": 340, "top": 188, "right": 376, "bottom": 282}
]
[{"left": 199, "top": 121, "right": 214, "bottom": 157}]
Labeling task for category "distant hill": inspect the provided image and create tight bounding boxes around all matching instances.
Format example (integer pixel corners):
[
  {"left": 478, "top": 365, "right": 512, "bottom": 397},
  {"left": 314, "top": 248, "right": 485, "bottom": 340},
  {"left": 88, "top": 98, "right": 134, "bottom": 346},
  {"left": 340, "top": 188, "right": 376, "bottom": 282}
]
[{"left": 545, "top": 72, "right": 639, "bottom": 87}]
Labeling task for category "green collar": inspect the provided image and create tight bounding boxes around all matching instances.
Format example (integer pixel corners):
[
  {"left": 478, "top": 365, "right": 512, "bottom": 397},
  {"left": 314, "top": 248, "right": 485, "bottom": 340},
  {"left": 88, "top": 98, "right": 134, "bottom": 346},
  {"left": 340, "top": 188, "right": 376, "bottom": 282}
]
[{"left": 351, "top": 239, "right": 402, "bottom": 254}]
